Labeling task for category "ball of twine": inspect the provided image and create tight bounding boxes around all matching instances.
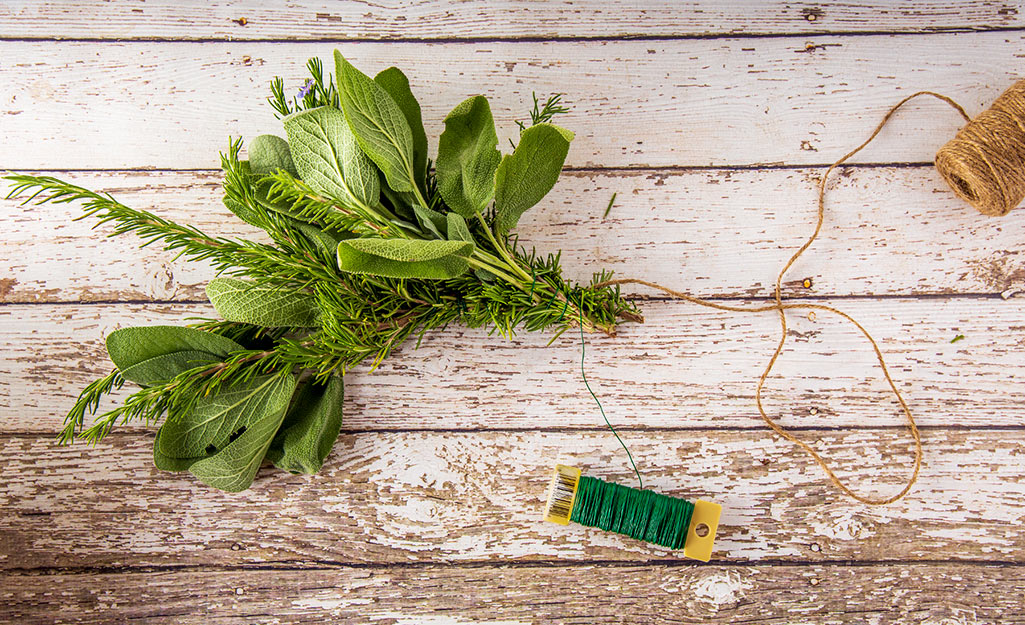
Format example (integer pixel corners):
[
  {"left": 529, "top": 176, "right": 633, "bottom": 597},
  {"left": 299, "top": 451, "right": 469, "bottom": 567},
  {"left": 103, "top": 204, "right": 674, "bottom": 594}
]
[{"left": 935, "top": 79, "right": 1025, "bottom": 216}]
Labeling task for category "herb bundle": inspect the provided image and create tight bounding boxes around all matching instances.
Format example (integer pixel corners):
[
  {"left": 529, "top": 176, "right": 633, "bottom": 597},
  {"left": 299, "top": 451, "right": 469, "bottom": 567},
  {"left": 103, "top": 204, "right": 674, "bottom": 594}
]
[{"left": 6, "top": 51, "right": 641, "bottom": 492}]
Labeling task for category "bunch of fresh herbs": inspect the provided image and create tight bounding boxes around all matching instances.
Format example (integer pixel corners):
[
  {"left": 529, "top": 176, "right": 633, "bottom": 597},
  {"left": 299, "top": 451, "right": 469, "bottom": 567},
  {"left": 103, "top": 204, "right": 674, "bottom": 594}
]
[{"left": 5, "top": 51, "right": 641, "bottom": 492}]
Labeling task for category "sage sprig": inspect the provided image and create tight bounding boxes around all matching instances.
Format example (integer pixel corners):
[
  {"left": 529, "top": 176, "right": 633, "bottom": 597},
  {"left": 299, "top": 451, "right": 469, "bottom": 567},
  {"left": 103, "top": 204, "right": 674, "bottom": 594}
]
[{"left": 5, "top": 51, "right": 642, "bottom": 492}]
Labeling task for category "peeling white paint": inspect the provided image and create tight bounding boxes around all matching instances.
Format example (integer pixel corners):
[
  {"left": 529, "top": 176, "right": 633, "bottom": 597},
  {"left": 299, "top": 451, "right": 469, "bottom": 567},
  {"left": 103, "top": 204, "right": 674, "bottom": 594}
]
[{"left": 689, "top": 570, "right": 753, "bottom": 610}]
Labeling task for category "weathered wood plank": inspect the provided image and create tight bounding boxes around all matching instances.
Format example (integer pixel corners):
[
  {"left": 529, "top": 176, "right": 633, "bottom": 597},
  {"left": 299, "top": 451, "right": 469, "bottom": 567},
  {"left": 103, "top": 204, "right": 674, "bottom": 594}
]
[
  {"left": 2, "top": 298, "right": 1021, "bottom": 432},
  {"left": 4, "top": 1, "right": 1024, "bottom": 41},
  {"left": 1, "top": 35, "right": 1019, "bottom": 169},
  {"left": 2, "top": 429, "right": 1022, "bottom": 569},
  {"left": 3, "top": 562, "right": 1023, "bottom": 624},
  {"left": 4, "top": 167, "right": 1023, "bottom": 304}
]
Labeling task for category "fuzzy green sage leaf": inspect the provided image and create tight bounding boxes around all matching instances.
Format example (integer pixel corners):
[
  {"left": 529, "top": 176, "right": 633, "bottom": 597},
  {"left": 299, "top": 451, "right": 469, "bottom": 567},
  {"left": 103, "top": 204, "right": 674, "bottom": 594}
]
[
  {"left": 249, "top": 134, "right": 297, "bottom": 177},
  {"left": 446, "top": 212, "right": 474, "bottom": 244},
  {"left": 266, "top": 375, "right": 344, "bottom": 474},
  {"left": 283, "top": 106, "right": 380, "bottom": 209},
  {"left": 336, "top": 238, "right": 473, "bottom": 279},
  {"left": 335, "top": 51, "right": 416, "bottom": 194},
  {"left": 106, "top": 326, "right": 244, "bottom": 387},
  {"left": 413, "top": 204, "right": 448, "bottom": 239},
  {"left": 154, "top": 372, "right": 298, "bottom": 492},
  {"left": 436, "top": 95, "right": 501, "bottom": 218},
  {"left": 374, "top": 67, "right": 428, "bottom": 193},
  {"left": 494, "top": 123, "right": 574, "bottom": 234},
  {"left": 206, "top": 278, "right": 321, "bottom": 327}
]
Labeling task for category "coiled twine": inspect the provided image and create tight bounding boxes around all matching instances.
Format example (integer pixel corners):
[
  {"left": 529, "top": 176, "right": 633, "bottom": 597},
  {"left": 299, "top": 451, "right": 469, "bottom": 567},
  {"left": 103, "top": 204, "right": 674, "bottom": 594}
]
[{"left": 936, "top": 79, "right": 1025, "bottom": 216}]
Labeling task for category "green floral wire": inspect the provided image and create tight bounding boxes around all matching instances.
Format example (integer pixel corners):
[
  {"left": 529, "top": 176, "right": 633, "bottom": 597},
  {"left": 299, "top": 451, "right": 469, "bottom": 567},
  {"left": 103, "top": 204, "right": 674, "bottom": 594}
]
[
  {"left": 572, "top": 293, "right": 698, "bottom": 550},
  {"left": 578, "top": 293, "right": 643, "bottom": 489},
  {"left": 569, "top": 474, "right": 695, "bottom": 550}
]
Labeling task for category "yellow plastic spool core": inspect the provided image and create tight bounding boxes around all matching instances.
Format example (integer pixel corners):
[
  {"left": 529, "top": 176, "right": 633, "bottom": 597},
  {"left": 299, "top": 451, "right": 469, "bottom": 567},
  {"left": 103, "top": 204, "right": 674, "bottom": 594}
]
[{"left": 683, "top": 500, "right": 721, "bottom": 562}]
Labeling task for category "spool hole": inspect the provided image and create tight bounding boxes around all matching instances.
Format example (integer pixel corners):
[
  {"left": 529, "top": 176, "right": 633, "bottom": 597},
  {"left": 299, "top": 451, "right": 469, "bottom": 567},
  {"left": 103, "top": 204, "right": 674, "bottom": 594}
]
[
  {"left": 950, "top": 174, "right": 978, "bottom": 202},
  {"left": 694, "top": 523, "right": 710, "bottom": 537}
]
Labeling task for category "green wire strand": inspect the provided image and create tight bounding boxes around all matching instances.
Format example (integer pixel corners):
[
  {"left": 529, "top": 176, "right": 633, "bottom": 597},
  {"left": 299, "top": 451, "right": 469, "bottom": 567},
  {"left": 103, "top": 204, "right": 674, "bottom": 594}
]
[{"left": 578, "top": 294, "right": 643, "bottom": 489}]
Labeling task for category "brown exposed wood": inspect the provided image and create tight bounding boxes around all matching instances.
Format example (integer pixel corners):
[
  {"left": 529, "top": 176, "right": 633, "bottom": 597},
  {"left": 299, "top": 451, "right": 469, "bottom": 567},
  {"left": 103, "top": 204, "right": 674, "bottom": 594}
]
[
  {"left": 1, "top": 429, "right": 1022, "bottom": 570},
  {"left": 4, "top": 168, "right": 1025, "bottom": 303},
  {"left": 4, "top": 562, "right": 1024, "bottom": 624},
  {"left": 2, "top": 1, "right": 1022, "bottom": 41},
  {"left": 1, "top": 36, "right": 1021, "bottom": 170}
]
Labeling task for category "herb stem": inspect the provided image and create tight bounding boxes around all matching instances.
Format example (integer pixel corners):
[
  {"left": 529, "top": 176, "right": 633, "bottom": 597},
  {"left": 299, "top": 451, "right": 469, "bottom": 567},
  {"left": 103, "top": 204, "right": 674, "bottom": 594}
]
[
  {"left": 466, "top": 257, "right": 522, "bottom": 286},
  {"left": 474, "top": 212, "right": 533, "bottom": 283}
]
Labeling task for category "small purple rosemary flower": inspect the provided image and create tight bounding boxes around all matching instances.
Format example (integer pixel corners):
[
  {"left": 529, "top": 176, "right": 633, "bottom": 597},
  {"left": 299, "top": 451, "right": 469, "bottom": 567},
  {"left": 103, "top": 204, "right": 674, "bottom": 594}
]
[{"left": 298, "top": 79, "right": 315, "bottom": 98}]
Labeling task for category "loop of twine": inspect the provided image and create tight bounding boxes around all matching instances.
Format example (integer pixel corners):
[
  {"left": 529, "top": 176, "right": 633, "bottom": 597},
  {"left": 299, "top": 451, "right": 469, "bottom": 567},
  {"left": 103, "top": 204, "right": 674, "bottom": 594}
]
[{"left": 598, "top": 88, "right": 1000, "bottom": 506}]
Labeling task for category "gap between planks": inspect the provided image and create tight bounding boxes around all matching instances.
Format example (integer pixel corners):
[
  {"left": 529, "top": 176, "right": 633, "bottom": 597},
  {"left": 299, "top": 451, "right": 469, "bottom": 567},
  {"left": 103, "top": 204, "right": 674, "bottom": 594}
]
[
  {"left": 2, "top": 0, "right": 1025, "bottom": 40},
  {"left": 3, "top": 560, "right": 1024, "bottom": 624},
  {"left": 2, "top": 0, "right": 1024, "bottom": 41},
  {"left": 5, "top": 29, "right": 1025, "bottom": 45},
  {"left": 5, "top": 557, "right": 1025, "bottom": 578}
]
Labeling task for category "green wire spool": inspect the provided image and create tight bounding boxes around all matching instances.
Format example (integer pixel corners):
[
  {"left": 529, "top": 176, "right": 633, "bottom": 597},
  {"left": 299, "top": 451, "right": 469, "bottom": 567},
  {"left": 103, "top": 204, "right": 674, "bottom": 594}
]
[{"left": 543, "top": 464, "right": 722, "bottom": 562}]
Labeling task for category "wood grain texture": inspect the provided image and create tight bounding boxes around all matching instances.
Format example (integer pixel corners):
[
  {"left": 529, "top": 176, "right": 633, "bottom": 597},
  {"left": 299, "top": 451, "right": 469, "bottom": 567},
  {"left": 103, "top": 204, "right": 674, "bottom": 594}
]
[
  {"left": 4, "top": 562, "right": 1023, "bottom": 625},
  {"left": 5, "top": 167, "right": 1025, "bottom": 304},
  {"left": 2, "top": 428, "right": 1022, "bottom": 570},
  {"left": 4, "top": 297, "right": 1023, "bottom": 433},
  {"left": 3, "top": 1, "right": 1024, "bottom": 41},
  {"left": 1, "top": 34, "right": 1021, "bottom": 170},
  {"left": 3, "top": 7, "right": 1025, "bottom": 621}
]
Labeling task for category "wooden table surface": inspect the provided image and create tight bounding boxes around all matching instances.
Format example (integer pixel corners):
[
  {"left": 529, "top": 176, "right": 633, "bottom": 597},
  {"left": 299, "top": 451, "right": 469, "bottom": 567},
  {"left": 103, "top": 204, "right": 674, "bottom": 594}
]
[{"left": 3, "top": 2, "right": 1025, "bottom": 623}]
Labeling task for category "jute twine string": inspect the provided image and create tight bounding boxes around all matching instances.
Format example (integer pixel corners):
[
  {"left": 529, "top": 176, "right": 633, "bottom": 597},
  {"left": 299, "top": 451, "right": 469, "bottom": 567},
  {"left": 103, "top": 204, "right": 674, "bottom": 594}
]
[
  {"left": 597, "top": 88, "right": 1009, "bottom": 506},
  {"left": 936, "top": 79, "right": 1025, "bottom": 216}
]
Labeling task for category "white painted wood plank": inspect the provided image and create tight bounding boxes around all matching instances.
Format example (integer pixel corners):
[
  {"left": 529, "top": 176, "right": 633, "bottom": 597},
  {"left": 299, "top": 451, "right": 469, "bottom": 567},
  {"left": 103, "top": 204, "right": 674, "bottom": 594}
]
[
  {"left": 4, "top": 167, "right": 1023, "bottom": 304},
  {"left": 4, "top": 1, "right": 1023, "bottom": 40},
  {"left": 1, "top": 429, "right": 1022, "bottom": 569},
  {"left": 4, "top": 563, "right": 1023, "bottom": 624},
  {"left": 2, "top": 298, "right": 1021, "bottom": 432},
  {"left": 1, "top": 35, "right": 1020, "bottom": 169}
]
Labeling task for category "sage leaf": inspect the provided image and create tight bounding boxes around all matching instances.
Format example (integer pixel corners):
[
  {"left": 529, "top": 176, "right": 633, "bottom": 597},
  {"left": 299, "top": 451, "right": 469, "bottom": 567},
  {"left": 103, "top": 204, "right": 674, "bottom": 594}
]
[
  {"left": 343, "top": 238, "right": 472, "bottom": 262},
  {"left": 446, "top": 212, "right": 475, "bottom": 244},
  {"left": 436, "top": 95, "right": 501, "bottom": 218},
  {"left": 249, "top": 134, "right": 297, "bottom": 177},
  {"left": 292, "top": 220, "right": 351, "bottom": 257},
  {"left": 154, "top": 373, "right": 298, "bottom": 492},
  {"left": 283, "top": 106, "right": 380, "bottom": 209},
  {"left": 335, "top": 51, "right": 416, "bottom": 193},
  {"left": 378, "top": 176, "right": 417, "bottom": 221},
  {"left": 249, "top": 135, "right": 300, "bottom": 218},
  {"left": 254, "top": 180, "right": 307, "bottom": 220},
  {"left": 235, "top": 158, "right": 310, "bottom": 223},
  {"left": 222, "top": 161, "right": 266, "bottom": 226},
  {"left": 374, "top": 67, "right": 428, "bottom": 192},
  {"left": 337, "top": 238, "right": 473, "bottom": 279},
  {"left": 223, "top": 195, "right": 260, "bottom": 228},
  {"left": 206, "top": 277, "right": 321, "bottom": 327},
  {"left": 413, "top": 204, "right": 448, "bottom": 239},
  {"left": 106, "top": 326, "right": 244, "bottom": 386},
  {"left": 493, "top": 123, "right": 574, "bottom": 234},
  {"left": 266, "top": 375, "right": 344, "bottom": 474},
  {"left": 121, "top": 351, "right": 222, "bottom": 388}
]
